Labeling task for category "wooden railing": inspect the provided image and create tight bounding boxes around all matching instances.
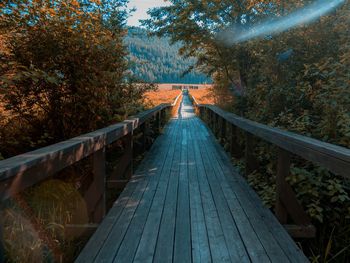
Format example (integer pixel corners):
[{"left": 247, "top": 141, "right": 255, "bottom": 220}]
[
  {"left": 193, "top": 100, "right": 350, "bottom": 238},
  {"left": 0, "top": 94, "right": 181, "bottom": 224}
]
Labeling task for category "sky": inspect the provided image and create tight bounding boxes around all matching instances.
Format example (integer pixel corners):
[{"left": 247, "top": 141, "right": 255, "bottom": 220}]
[{"left": 127, "top": 0, "right": 170, "bottom": 26}]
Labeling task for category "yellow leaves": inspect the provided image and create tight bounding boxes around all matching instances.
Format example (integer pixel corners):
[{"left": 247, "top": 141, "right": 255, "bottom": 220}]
[
  {"left": 246, "top": 0, "right": 258, "bottom": 10},
  {"left": 91, "top": 0, "right": 101, "bottom": 4},
  {"left": 47, "top": 8, "right": 56, "bottom": 16},
  {"left": 71, "top": 0, "right": 80, "bottom": 8}
]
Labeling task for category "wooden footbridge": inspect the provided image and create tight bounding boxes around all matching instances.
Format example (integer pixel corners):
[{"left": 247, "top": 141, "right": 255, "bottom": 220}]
[{"left": 1, "top": 94, "right": 349, "bottom": 262}]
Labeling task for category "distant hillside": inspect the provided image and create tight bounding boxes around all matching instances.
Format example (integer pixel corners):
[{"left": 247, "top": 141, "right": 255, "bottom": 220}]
[{"left": 125, "top": 27, "right": 211, "bottom": 84}]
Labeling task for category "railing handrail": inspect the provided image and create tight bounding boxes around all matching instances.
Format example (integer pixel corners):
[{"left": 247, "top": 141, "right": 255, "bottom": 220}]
[
  {"left": 171, "top": 93, "right": 182, "bottom": 107},
  {"left": 190, "top": 94, "right": 200, "bottom": 106},
  {"left": 0, "top": 102, "right": 172, "bottom": 200},
  {"left": 196, "top": 103, "right": 350, "bottom": 178}
]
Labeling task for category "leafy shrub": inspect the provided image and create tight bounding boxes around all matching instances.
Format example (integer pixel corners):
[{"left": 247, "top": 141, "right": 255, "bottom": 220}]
[{"left": 0, "top": 0, "right": 153, "bottom": 158}]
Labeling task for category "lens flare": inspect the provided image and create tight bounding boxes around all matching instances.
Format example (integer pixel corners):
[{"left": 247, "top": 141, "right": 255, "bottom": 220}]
[{"left": 218, "top": 0, "right": 345, "bottom": 45}]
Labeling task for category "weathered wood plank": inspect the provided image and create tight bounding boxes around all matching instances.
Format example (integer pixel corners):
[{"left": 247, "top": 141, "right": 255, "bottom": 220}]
[
  {"left": 174, "top": 105, "right": 191, "bottom": 263},
  {"left": 275, "top": 148, "right": 312, "bottom": 226},
  {"left": 185, "top": 95, "right": 236, "bottom": 263},
  {"left": 202, "top": 105, "right": 350, "bottom": 178},
  {"left": 77, "top": 95, "right": 310, "bottom": 263},
  {"left": 189, "top": 126, "right": 232, "bottom": 262},
  {"left": 187, "top": 120, "right": 211, "bottom": 263},
  {"left": 113, "top": 121, "right": 180, "bottom": 263},
  {"left": 245, "top": 132, "right": 258, "bottom": 176},
  {"left": 208, "top": 127, "right": 309, "bottom": 262},
  {"left": 152, "top": 119, "right": 182, "bottom": 263},
  {"left": 192, "top": 118, "right": 260, "bottom": 263},
  {"left": 284, "top": 225, "right": 316, "bottom": 239},
  {"left": 229, "top": 124, "right": 242, "bottom": 158},
  {"left": 122, "top": 120, "right": 181, "bottom": 263},
  {"left": 196, "top": 118, "right": 289, "bottom": 262},
  {"left": 91, "top": 148, "right": 106, "bottom": 223},
  {"left": 275, "top": 148, "right": 290, "bottom": 224},
  {"left": 109, "top": 132, "right": 133, "bottom": 182},
  {"left": 90, "top": 122, "right": 177, "bottom": 262},
  {"left": 75, "top": 121, "right": 175, "bottom": 263}
]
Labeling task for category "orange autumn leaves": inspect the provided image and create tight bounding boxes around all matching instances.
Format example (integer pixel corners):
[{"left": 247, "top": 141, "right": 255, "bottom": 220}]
[{"left": 144, "top": 89, "right": 181, "bottom": 108}]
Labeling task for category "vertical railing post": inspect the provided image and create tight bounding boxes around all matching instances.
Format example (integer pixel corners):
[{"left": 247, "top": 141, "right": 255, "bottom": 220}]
[
  {"left": 245, "top": 132, "right": 258, "bottom": 176},
  {"left": 214, "top": 113, "right": 219, "bottom": 136},
  {"left": 86, "top": 147, "right": 106, "bottom": 223},
  {"left": 124, "top": 131, "right": 133, "bottom": 181},
  {"left": 229, "top": 124, "right": 241, "bottom": 158},
  {"left": 206, "top": 108, "right": 210, "bottom": 124},
  {"left": 156, "top": 111, "right": 161, "bottom": 134},
  {"left": 160, "top": 108, "right": 166, "bottom": 127},
  {"left": 141, "top": 120, "right": 149, "bottom": 152},
  {"left": 208, "top": 109, "right": 213, "bottom": 129},
  {"left": 204, "top": 107, "right": 208, "bottom": 122},
  {"left": 275, "top": 147, "right": 290, "bottom": 224},
  {"left": 212, "top": 111, "right": 215, "bottom": 130},
  {"left": 221, "top": 117, "right": 226, "bottom": 140},
  {"left": 0, "top": 221, "right": 4, "bottom": 263},
  {"left": 108, "top": 124, "right": 133, "bottom": 190},
  {"left": 274, "top": 147, "right": 315, "bottom": 239},
  {"left": 209, "top": 108, "right": 212, "bottom": 124}
]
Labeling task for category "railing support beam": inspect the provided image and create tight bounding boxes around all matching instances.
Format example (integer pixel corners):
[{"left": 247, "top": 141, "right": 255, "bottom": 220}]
[
  {"left": 0, "top": 226, "right": 4, "bottom": 263},
  {"left": 220, "top": 117, "right": 226, "bottom": 140},
  {"left": 229, "top": 124, "right": 241, "bottom": 158},
  {"left": 109, "top": 131, "right": 133, "bottom": 187},
  {"left": 141, "top": 120, "right": 150, "bottom": 152},
  {"left": 156, "top": 111, "right": 161, "bottom": 134},
  {"left": 275, "top": 148, "right": 290, "bottom": 224},
  {"left": 275, "top": 148, "right": 315, "bottom": 237},
  {"left": 245, "top": 132, "right": 259, "bottom": 176},
  {"left": 84, "top": 147, "right": 106, "bottom": 223}
]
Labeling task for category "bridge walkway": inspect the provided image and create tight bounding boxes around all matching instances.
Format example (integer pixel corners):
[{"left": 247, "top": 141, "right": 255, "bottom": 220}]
[{"left": 76, "top": 95, "right": 307, "bottom": 263}]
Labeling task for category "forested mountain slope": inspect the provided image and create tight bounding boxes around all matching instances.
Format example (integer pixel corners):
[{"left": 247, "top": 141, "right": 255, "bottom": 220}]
[{"left": 125, "top": 27, "right": 211, "bottom": 84}]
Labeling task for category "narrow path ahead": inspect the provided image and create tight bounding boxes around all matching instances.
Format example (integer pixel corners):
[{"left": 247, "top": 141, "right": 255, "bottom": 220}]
[{"left": 77, "top": 95, "right": 308, "bottom": 263}]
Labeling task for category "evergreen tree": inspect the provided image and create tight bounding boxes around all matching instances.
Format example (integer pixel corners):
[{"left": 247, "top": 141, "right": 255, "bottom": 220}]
[{"left": 125, "top": 27, "right": 211, "bottom": 84}]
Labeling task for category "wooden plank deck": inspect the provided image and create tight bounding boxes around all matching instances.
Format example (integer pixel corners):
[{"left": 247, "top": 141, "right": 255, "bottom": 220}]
[{"left": 76, "top": 95, "right": 308, "bottom": 263}]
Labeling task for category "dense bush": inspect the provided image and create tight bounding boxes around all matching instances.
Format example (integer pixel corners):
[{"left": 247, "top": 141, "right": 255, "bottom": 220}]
[{"left": 0, "top": 0, "right": 153, "bottom": 158}]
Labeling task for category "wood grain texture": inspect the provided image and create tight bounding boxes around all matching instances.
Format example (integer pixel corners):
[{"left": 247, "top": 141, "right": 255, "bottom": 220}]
[
  {"left": 77, "top": 95, "right": 308, "bottom": 263},
  {"left": 197, "top": 104, "right": 350, "bottom": 178},
  {"left": 0, "top": 104, "right": 172, "bottom": 200}
]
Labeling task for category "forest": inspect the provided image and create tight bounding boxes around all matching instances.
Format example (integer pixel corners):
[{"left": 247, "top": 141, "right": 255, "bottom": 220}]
[
  {"left": 125, "top": 27, "right": 211, "bottom": 84},
  {"left": 0, "top": 0, "right": 349, "bottom": 262}
]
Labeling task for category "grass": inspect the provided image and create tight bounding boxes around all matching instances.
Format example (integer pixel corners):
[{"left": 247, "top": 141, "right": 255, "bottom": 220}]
[
  {"left": 144, "top": 89, "right": 181, "bottom": 108},
  {"left": 2, "top": 178, "right": 90, "bottom": 262},
  {"left": 189, "top": 87, "right": 235, "bottom": 110},
  {"left": 189, "top": 88, "right": 215, "bottom": 104}
]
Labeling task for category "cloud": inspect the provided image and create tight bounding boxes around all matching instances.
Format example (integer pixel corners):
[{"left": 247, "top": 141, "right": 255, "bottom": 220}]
[{"left": 127, "top": 0, "right": 171, "bottom": 26}]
